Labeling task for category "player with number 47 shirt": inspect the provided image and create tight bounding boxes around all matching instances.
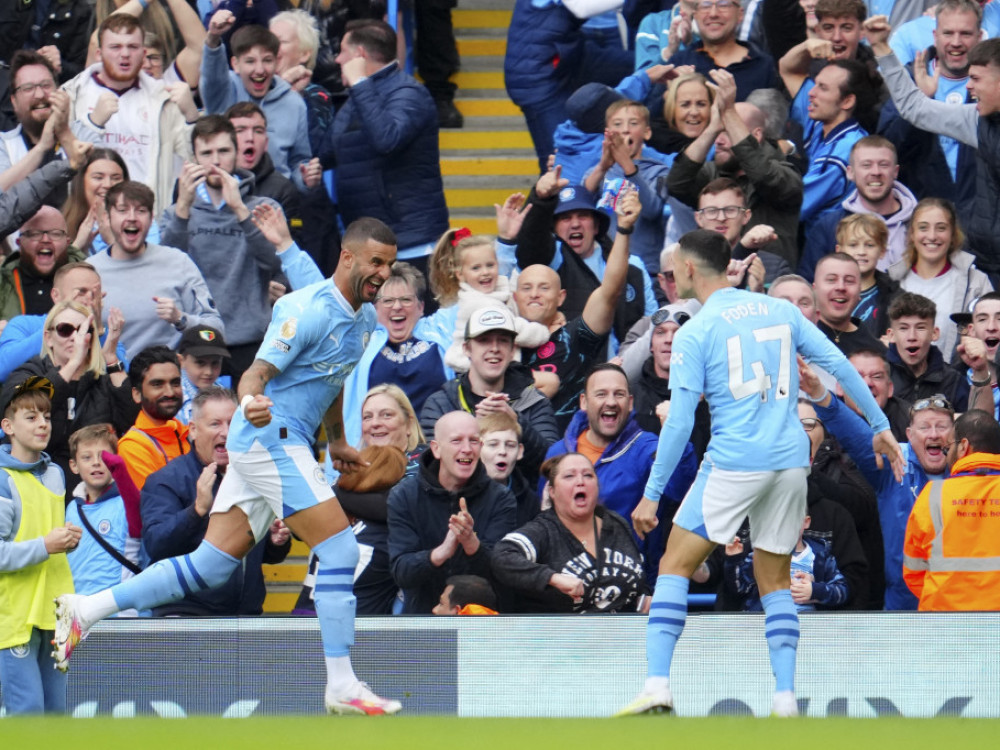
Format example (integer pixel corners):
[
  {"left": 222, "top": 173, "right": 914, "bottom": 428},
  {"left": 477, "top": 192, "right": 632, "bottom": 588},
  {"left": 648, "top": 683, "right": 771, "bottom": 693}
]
[{"left": 617, "top": 229, "right": 904, "bottom": 718}]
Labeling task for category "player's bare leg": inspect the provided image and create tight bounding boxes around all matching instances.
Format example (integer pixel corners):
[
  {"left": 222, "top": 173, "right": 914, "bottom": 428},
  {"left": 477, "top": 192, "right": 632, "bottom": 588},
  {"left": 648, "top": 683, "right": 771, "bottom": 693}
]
[
  {"left": 284, "top": 499, "right": 401, "bottom": 716},
  {"left": 753, "top": 548, "right": 800, "bottom": 717},
  {"left": 617, "top": 526, "right": 716, "bottom": 716}
]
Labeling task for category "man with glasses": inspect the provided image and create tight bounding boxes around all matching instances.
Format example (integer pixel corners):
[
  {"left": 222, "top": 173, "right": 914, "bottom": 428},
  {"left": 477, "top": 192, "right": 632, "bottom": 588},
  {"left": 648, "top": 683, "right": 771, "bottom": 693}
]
[
  {"left": 665, "top": 0, "right": 779, "bottom": 99},
  {"left": 804, "top": 357, "right": 955, "bottom": 610},
  {"left": 0, "top": 207, "right": 86, "bottom": 323},
  {"left": 693, "top": 177, "right": 790, "bottom": 285},
  {"left": 90, "top": 181, "right": 223, "bottom": 359}
]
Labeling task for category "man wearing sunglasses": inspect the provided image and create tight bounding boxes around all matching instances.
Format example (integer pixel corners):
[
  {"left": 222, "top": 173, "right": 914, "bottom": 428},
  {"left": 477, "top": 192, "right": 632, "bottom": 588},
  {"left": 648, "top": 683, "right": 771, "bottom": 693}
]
[
  {"left": 804, "top": 363, "right": 955, "bottom": 611},
  {"left": 0, "top": 207, "right": 86, "bottom": 324}
]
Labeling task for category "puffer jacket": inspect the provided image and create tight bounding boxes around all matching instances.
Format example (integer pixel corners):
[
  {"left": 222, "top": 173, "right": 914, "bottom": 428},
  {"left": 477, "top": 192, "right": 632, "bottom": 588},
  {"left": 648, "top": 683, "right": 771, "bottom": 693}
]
[
  {"left": 504, "top": 0, "right": 585, "bottom": 107},
  {"left": 320, "top": 61, "right": 448, "bottom": 251}
]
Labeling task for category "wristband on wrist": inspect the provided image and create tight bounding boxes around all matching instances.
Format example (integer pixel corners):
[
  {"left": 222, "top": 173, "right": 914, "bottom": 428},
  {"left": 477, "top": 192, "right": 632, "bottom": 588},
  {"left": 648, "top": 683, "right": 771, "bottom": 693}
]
[
  {"left": 617, "top": 225, "right": 634, "bottom": 235},
  {"left": 624, "top": 168, "right": 638, "bottom": 179},
  {"left": 105, "top": 360, "right": 125, "bottom": 375},
  {"left": 971, "top": 373, "right": 993, "bottom": 387},
  {"left": 241, "top": 394, "right": 255, "bottom": 417},
  {"left": 806, "top": 388, "right": 829, "bottom": 403}
]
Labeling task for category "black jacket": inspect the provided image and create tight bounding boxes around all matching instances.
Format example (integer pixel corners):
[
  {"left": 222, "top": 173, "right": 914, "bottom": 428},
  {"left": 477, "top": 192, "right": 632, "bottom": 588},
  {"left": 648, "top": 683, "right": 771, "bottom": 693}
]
[
  {"left": 889, "top": 342, "right": 969, "bottom": 409},
  {"left": 515, "top": 188, "right": 650, "bottom": 344},
  {"left": 491, "top": 505, "right": 649, "bottom": 613},
  {"left": 630, "top": 356, "right": 711, "bottom": 460},
  {"left": 387, "top": 451, "right": 518, "bottom": 613}
]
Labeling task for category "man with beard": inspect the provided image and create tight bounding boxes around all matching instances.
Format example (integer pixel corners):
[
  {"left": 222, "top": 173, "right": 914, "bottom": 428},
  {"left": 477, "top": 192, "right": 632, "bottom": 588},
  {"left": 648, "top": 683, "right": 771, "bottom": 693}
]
[
  {"left": 0, "top": 51, "right": 82, "bottom": 208},
  {"left": 803, "top": 366, "right": 954, "bottom": 610},
  {"left": 812, "top": 252, "right": 887, "bottom": 355},
  {"left": 667, "top": 70, "right": 803, "bottom": 268},
  {"left": 544, "top": 363, "right": 697, "bottom": 583},
  {"left": 54, "top": 217, "right": 405, "bottom": 716},
  {"left": 141, "top": 387, "right": 291, "bottom": 616},
  {"left": 116, "top": 345, "right": 189, "bottom": 490},
  {"left": 878, "top": 0, "right": 981, "bottom": 223},
  {"left": 161, "top": 115, "right": 283, "bottom": 385},
  {"left": 90, "top": 181, "right": 224, "bottom": 359},
  {"left": 63, "top": 13, "right": 195, "bottom": 213},
  {"left": 0, "top": 207, "right": 85, "bottom": 321},
  {"left": 800, "top": 136, "right": 919, "bottom": 279}
]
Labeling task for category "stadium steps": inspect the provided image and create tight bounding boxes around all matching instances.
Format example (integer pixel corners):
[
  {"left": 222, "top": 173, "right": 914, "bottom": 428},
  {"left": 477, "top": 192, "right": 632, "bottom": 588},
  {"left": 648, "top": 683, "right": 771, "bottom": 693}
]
[
  {"left": 263, "top": 539, "right": 309, "bottom": 612},
  {"left": 444, "top": 2, "right": 538, "bottom": 234}
]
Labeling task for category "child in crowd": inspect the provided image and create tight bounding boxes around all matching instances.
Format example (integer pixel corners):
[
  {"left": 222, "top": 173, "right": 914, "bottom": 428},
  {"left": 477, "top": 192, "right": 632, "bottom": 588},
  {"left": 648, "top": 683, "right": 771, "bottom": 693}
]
[
  {"left": 64, "top": 424, "right": 144, "bottom": 605},
  {"left": 428, "top": 228, "right": 550, "bottom": 373},
  {"left": 0, "top": 376, "right": 79, "bottom": 715},
  {"left": 836, "top": 213, "right": 898, "bottom": 338},
  {"left": 886, "top": 293, "right": 969, "bottom": 407},
  {"left": 723, "top": 516, "right": 850, "bottom": 613},
  {"left": 478, "top": 412, "right": 540, "bottom": 528},
  {"left": 432, "top": 575, "right": 499, "bottom": 615}
]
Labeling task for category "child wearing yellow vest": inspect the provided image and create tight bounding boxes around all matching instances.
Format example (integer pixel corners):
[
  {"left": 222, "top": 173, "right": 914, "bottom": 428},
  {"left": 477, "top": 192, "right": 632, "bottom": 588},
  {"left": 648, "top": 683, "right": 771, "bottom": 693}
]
[{"left": 0, "top": 376, "right": 80, "bottom": 715}]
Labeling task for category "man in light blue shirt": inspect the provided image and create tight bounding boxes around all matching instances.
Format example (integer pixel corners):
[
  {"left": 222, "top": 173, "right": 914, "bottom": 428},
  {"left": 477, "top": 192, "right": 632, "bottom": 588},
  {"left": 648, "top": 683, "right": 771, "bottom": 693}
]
[
  {"left": 617, "top": 228, "right": 903, "bottom": 718},
  {"left": 52, "top": 217, "right": 405, "bottom": 716}
]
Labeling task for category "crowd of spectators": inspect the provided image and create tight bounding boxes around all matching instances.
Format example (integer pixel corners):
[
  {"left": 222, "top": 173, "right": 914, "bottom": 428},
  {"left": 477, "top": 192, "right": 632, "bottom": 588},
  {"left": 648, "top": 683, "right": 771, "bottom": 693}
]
[{"left": 6, "top": 0, "right": 1000, "bottom": 712}]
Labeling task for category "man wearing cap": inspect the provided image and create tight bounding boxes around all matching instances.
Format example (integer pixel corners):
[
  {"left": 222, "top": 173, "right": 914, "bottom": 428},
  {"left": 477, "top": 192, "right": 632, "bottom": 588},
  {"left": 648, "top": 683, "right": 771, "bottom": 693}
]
[
  {"left": 513, "top": 165, "right": 657, "bottom": 351},
  {"left": 176, "top": 325, "right": 232, "bottom": 424},
  {"left": 419, "top": 305, "right": 560, "bottom": 482}
]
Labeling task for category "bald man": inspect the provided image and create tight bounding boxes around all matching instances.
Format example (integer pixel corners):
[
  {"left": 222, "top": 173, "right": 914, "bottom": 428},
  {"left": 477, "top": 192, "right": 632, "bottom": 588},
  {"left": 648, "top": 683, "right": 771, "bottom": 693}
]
[
  {"left": 387, "top": 410, "right": 517, "bottom": 613},
  {"left": 0, "top": 206, "right": 85, "bottom": 322},
  {"left": 666, "top": 69, "right": 804, "bottom": 267}
]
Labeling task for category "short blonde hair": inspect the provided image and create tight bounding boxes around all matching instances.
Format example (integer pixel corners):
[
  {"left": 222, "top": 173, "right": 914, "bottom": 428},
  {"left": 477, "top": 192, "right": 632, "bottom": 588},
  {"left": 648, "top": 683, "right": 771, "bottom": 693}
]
[
  {"left": 362, "top": 384, "right": 425, "bottom": 452},
  {"left": 836, "top": 213, "right": 888, "bottom": 250},
  {"left": 42, "top": 301, "right": 104, "bottom": 378},
  {"left": 663, "top": 73, "right": 714, "bottom": 130}
]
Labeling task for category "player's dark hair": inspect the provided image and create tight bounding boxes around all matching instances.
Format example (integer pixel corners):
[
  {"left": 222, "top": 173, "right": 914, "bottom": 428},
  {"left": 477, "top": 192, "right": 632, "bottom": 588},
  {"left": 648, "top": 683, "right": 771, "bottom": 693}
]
[
  {"left": 677, "top": 228, "right": 731, "bottom": 275},
  {"left": 129, "top": 345, "right": 180, "bottom": 389},
  {"left": 343, "top": 217, "right": 397, "bottom": 250},
  {"left": 888, "top": 291, "right": 937, "bottom": 322},
  {"left": 231, "top": 25, "right": 280, "bottom": 58},
  {"left": 955, "top": 410, "right": 1000, "bottom": 454},
  {"left": 445, "top": 575, "right": 498, "bottom": 610},
  {"left": 585, "top": 362, "right": 631, "bottom": 395}
]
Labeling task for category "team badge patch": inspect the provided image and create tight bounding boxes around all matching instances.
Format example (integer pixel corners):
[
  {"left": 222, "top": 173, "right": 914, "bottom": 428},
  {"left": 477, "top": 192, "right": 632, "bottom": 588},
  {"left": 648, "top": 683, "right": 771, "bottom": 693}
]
[
  {"left": 198, "top": 330, "right": 216, "bottom": 342},
  {"left": 280, "top": 318, "right": 298, "bottom": 339},
  {"left": 625, "top": 284, "right": 636, "bottom": 303},
  {"left": 314, "top": 466, "right": 327, "bottom": 485},
  {"left": 363, "top": 332, "right": 370, "bottom": 348},
  {"left": 98, "top": 519, "right": 111, "bottom": 535},
  {"left": 9, "top": 644, "right": 29, "bottom": 658},
  {"left": 559, "top": 187, "right": 576, "bottom": 202}
]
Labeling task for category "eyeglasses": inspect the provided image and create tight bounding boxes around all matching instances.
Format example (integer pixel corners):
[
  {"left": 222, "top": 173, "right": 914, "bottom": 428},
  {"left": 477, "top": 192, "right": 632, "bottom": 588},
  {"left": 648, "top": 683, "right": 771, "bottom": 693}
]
[
  {"left": 13, "top": 80, "right": 56, "bottom": 96},
  {"left": 658, "top": 271, "right": 675, "bottom": 282},
  {"left": 696, "top": 0, "right": 739, "bottom": 11},
  {"left": 377, "top": 295, "right": 418, "bottom": 308},
  {"left": 50, "top": 322, "right": 91, "bottom": 338},
  {"left": 21, "top": 229, "right": 68, "bottom": 241},
  {"left": 912, "top": 394, "right": 954, "bottom": 414},
  {"left": 696, "top": 205, "right": 746, "bottom": 220},
  {"left": 800, "top": 417, "right": 824, "bottom": 432},
  {"left": 651, "top": 308, "right": 691, "bottom": 327}
]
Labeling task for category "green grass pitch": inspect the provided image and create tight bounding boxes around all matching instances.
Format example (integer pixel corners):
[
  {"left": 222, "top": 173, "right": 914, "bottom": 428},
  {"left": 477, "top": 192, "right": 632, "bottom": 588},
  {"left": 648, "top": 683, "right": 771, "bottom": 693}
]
[{"left": 1, "top": 717, "right": 998, "bottom": 749}]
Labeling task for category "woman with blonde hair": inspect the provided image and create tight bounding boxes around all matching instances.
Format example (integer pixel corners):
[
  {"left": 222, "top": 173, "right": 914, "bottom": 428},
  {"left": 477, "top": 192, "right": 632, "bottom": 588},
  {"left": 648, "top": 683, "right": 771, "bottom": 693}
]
[
  {"left": 9, "top": 301, "right": 137, "bottom": 497},
  {"left": 889, "top": 198, "right": 992, "bottom": 362}
]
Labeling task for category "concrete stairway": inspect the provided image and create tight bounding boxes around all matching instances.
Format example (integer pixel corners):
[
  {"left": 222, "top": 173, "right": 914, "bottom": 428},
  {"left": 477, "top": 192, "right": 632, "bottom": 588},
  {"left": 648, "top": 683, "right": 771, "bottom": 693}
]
[{"left": 261, "top": 0, "right": 533, "bottom": 614}]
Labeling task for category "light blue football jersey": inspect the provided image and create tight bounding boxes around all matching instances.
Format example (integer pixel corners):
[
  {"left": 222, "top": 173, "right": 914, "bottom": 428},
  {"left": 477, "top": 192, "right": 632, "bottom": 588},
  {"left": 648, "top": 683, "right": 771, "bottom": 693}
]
[{"left": 227, "top": 279, "right": 376, "bottom": 451}]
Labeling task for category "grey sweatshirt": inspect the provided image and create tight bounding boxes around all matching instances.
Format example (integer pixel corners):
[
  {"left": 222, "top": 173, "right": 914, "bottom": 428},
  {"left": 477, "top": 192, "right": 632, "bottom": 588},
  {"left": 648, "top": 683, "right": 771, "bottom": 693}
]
[
  {"left": 160, "top": 172, "right": 281, "bottom": 346},
  {"left": 91, "top": 243, "right": 225, "bottom": 359}
]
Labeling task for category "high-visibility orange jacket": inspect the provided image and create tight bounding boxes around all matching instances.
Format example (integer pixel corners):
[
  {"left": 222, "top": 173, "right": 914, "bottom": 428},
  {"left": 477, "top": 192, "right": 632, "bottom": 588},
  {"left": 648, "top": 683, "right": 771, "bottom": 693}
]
[
  {"left": 117, "top": 411, "right": 190, "bottom": 490},
  {"left": 903, "top": 452, "right": 1000, "bottom": 611}
]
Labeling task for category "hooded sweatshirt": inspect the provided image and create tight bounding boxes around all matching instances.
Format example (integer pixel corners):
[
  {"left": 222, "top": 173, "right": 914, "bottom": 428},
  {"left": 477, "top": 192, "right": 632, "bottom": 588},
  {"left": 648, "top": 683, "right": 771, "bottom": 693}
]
[{"left": 161, "top": 170, "right": 281, "bottom": 346}]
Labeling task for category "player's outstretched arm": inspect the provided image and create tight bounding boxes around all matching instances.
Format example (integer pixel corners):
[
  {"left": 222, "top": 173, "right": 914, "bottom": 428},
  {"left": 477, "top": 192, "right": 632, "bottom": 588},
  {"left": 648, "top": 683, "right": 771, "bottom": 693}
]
[{"left": 872, "top": 430, "right": 905, "bottom": 484}]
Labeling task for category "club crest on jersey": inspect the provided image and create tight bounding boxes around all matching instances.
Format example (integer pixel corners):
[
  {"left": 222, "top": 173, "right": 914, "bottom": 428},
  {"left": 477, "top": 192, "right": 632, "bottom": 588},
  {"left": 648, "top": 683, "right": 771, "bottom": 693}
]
[
  {"left": 625, "top": 284, "right": 636, "bottom": 303},
  {"left": 363, "top": 332, "right": 370, "bottom": 348},
  {"left": 280, "top": 318, "right": 298, "bottom": 339},
  {"left": 98, "top": 519, "right": 111, "bottom": 535}
]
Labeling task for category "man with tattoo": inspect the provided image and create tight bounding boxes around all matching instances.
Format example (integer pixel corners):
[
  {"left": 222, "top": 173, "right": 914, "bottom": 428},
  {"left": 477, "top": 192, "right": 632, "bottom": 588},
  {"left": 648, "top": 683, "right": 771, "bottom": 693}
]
[{"left": 51, "top": 218, "right": 404, "bottom": 715}]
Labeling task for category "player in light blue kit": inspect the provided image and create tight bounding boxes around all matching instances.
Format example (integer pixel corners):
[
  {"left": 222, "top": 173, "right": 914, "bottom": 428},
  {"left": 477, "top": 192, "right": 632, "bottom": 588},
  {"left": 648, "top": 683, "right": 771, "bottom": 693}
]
[
  {"left": 617, "top": 229, "right": 904, "bottom": 718},
  {"left": 51, "top": 218, "right": 404, "bottom": 716}
]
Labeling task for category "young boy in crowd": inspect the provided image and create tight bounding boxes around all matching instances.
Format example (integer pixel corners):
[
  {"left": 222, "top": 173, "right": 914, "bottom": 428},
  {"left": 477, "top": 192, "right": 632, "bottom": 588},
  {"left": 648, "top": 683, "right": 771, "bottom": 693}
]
[
  {"left": 432, "top": 575, "right": 499, "bottom": 615},
  {"left": 176, "top": 326, "right": 232, "bottom": 424},
  {"left": 478, "top": 412, "right": 539, "bottom": 527},
  {"left": 887, "top": 292, "right": 969, "bottom": 407},
  {"left": 584, "top": 99, "right": 672, "bottom": 279},
  {"left": 723, "top": 516, "right": 849, "bottom": 612},
  {"left": 0, "top": 376, "right": 79, "bottom": 715},
  {"left": 64, "top": 424, "right": 143, "bottom": 603},
  {"left": 836, "top": 213, "right": 898, "bottom": 338}
]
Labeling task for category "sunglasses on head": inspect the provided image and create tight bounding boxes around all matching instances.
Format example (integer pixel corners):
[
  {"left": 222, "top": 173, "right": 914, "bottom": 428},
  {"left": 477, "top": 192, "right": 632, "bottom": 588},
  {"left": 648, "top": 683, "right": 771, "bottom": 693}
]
[
  {"left": 50, "top": 322, "right": 91, "bottom": 339},
  {"left": 651, "top": 308, "right": 691, "bottom": 328},
  {"left": 912, "top": 394, "right": 953, "bottom": 413}
]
